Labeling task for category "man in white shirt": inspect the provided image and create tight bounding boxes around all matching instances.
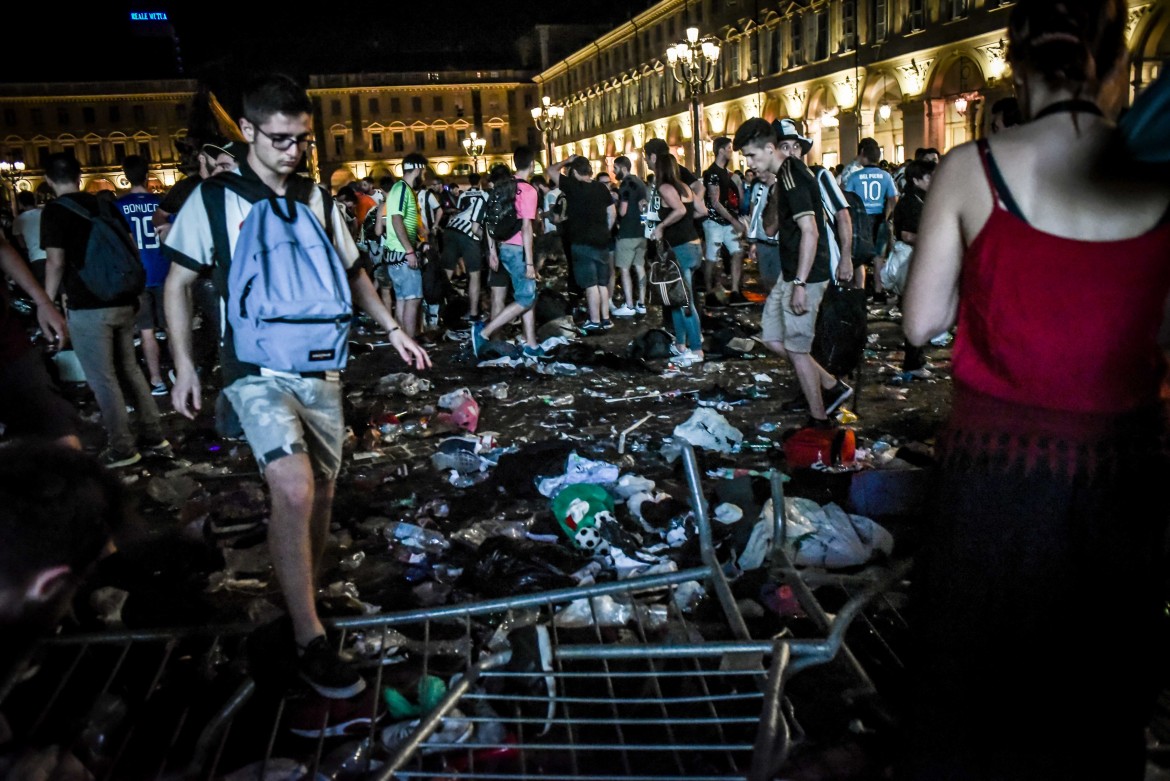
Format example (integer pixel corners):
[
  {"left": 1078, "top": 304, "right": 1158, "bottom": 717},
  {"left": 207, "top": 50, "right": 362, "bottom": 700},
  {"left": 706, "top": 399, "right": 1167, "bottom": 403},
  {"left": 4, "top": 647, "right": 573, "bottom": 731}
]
[{"left": 11, "top": 192, "right": 46, "bottom": 285}]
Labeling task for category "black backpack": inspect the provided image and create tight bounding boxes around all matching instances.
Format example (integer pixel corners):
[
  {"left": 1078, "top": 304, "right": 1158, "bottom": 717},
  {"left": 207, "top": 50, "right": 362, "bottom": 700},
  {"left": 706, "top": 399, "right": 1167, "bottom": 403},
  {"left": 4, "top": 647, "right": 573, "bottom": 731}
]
[
  {"left": 843, "top": 191, "right": 876, "bottom": 260},
  {"left": 812, "top": 282, "right": 868, "bottom": 377},
  {"left": 483, "top": 178, "right": 523, "bottom": 241},
  {"left": 55, "top": 197, "right": 145, "bottom": 302}
]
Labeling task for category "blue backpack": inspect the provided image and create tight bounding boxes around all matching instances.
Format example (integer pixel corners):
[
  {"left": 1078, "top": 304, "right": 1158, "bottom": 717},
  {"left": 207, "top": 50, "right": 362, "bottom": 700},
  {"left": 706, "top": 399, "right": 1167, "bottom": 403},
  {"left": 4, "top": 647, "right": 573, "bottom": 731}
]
[{"left": 204, "top": 174, "right": 352, "bottom": 373}]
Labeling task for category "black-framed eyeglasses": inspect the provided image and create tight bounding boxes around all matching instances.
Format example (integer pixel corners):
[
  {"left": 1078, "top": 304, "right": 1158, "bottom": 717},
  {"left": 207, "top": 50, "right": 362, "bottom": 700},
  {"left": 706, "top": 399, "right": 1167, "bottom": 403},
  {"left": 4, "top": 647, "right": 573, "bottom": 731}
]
[{"left": 247, "top": 120, "right": 315, "bottom": 151}]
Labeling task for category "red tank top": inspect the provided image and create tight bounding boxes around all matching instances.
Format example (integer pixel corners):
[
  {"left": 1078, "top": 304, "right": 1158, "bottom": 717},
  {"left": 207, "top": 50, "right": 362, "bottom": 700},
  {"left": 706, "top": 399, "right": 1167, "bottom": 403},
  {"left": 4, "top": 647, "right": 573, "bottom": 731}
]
[{"left": 952, "top": 141, "right": 1170, "bottom": 413}]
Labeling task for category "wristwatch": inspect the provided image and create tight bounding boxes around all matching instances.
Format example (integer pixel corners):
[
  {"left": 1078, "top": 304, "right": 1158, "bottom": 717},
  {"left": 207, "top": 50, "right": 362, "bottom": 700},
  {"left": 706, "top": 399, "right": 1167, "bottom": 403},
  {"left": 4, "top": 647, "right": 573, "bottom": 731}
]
[{"left": 792, "top": 278, "right": 806, "bottom": 287}]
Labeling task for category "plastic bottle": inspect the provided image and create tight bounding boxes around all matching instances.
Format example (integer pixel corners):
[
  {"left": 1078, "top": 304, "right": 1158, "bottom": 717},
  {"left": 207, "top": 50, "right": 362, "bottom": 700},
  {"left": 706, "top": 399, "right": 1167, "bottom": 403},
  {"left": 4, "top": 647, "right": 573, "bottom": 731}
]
[{"left": 383, "top": 521, "right": 450, "bottom": 552}]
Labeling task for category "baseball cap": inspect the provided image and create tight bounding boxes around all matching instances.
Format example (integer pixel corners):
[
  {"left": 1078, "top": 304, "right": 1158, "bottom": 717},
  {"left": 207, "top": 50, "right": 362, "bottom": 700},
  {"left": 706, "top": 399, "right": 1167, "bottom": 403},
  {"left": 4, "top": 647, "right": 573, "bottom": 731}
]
[
  {"left": 201, "top": 138, "right": 246, "bottom": 160},
  {"left": 771, "top": 118, "right": 813, "bottom": 156}
]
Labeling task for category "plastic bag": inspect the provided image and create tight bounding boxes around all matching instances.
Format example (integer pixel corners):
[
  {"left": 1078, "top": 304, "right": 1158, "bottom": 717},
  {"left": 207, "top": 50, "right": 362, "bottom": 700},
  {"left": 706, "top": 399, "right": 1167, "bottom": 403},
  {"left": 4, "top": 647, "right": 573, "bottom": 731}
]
[{"left": 880, "top": 240, "right": 913, "bottom": 295}]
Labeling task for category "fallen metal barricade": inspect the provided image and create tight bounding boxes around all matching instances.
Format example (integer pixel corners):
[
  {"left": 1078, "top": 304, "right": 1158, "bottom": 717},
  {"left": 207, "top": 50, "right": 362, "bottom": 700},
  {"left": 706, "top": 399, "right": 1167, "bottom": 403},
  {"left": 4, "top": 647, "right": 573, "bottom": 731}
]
[{"left": 0, "top": 439, "right": 908, "bottom": 780}]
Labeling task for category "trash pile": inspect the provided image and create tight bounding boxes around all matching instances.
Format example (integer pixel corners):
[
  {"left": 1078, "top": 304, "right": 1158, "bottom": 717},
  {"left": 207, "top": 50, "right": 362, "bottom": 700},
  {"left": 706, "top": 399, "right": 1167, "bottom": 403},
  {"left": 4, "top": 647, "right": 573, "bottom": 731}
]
[{"left": 0, "top": 281, "right": 951, "bottom": 780}]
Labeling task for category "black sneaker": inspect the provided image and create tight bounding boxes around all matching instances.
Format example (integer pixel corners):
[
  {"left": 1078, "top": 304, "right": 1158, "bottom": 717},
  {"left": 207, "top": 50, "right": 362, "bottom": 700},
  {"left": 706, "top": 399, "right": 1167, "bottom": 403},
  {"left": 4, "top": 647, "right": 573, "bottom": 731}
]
[
  {"left": 823, "top": 381, "right": 854, "bottom": 415},
  {"left": 728, "top": 291, "right": 751, "bottom": 307},
  {"left": 581, "top": 321, "right": 604, "bottom": 334},
  {"left": 600, "top": 319, "right": 613, "bottom": 330},
  {"left": 298, "top": 635, "right": 367, "bottom": 700},
  {"left": 780, "top": 392, "right": 810, "bottom": 414}
]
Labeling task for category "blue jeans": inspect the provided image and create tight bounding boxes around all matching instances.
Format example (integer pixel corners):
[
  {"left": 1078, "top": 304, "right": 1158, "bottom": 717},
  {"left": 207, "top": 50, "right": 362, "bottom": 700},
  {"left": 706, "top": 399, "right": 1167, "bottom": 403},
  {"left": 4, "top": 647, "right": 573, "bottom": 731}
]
[
  {"left": 498, "top": 242, "right": 536, "bottom": 308},
  {"left": 68, "top": 306, "right": 164, "bottom": 455},
  {"left": 669, "top": 241, "right": 703, "bottom": 350}
]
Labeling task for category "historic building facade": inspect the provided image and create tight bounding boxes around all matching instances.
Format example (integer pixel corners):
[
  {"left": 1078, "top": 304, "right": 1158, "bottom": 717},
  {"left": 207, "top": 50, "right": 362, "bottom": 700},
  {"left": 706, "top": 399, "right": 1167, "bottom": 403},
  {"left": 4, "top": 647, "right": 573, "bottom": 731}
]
[
  {"left": 0, "top": 79, "right": 197, "bottom": 205},
  {"left": 309, "top": 70, "right": 542, "bottom": 188},
  {"left": 535, "top": 0, "right": 1168, "bottom": 174}
]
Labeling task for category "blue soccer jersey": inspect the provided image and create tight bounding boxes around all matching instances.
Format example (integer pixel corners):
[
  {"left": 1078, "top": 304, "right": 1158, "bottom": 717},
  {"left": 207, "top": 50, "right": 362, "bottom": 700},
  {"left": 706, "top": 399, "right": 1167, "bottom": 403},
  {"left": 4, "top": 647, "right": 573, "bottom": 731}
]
[
  {"left": 116, "top": 192, "right": 168, "bottom": 287},
  {"left": 844, "top": 166, "right": 898, "bottom": 216}
]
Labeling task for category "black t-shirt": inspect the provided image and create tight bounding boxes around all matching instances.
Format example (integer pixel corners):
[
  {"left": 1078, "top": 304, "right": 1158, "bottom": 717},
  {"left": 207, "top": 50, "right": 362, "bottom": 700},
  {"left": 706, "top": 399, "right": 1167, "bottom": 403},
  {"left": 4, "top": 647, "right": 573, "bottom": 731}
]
[
  {"left": 560, "top": 175, "right": 613, "bottom": 248},
  {"left": 159, "top": 174, "right": 203, "bottom": 215},
  {"left": 41, "top": 193, "right": 139, "bottom": 310},
  {"left": 617, "top": 175, "right": 647, "bottom": 239},
  {"left": 678, "top": 165, "right": 698, "bottom": 187},
  {"left": 892, "top": 186, "right": 926, "bottom": 240},
  {"left": 657, "top": 186, "right": 700, "bottom": 247},
  {"left": 702, "top": 163, "right": 740, "bottom": 225},
  {"left": 769, "top": 158, "right": 831, "bottom": 284}
]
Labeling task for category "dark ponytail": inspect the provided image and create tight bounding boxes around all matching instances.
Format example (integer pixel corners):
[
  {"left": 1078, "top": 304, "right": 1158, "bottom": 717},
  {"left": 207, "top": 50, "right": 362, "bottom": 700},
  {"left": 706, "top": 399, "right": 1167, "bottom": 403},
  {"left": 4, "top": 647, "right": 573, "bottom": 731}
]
[{"left": 1007, "top": 0, "right": 1126, "bottom": 89}]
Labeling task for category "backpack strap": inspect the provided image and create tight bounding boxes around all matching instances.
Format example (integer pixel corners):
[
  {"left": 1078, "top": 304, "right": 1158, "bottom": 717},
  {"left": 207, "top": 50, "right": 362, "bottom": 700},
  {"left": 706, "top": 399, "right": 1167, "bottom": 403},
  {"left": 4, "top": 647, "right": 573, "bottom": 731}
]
[
  {"left": 199, "top": 174, "right": 270, "bottom": 272},
  {"left": 53, "top": 195, "right": 94, "bottom": 221},
  {"left": 975, "top": 139, "right": 1026, "bottom": 221}
]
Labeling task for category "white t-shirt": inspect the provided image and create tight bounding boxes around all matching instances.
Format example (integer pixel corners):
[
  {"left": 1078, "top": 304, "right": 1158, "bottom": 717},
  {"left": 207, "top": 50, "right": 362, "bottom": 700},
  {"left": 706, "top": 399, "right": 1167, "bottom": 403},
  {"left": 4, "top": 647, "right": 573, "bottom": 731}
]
[
  {"left": 163, "top": 173, "right": 359, "bottom": 381},
  {"left": 13, "top": 208, "right": 45, "bottom": 261},
  {"left": 543, "top": 187, "right": 563, "bottom": 235}
]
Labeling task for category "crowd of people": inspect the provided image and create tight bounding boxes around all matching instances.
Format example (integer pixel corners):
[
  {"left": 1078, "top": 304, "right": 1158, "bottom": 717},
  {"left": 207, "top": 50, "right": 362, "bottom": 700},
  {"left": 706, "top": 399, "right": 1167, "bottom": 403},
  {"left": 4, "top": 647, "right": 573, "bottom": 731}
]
[{"left": 1, "top": 0, "right": 1167, "bottom": 774}]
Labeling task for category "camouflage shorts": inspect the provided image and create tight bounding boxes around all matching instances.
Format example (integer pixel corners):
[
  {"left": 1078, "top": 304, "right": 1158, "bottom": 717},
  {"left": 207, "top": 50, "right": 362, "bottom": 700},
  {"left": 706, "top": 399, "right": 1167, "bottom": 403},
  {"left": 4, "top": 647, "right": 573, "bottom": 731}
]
[{"left": 223, "top": 374, "right": 344, "bottom": 480}]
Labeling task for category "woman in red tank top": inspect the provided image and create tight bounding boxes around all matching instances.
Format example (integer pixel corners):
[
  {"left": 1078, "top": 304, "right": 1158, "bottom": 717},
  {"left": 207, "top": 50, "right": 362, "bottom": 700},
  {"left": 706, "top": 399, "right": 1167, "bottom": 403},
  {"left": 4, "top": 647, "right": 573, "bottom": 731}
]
[{"left": 899, "top": 0, "right": 1170, "bottom": 778}]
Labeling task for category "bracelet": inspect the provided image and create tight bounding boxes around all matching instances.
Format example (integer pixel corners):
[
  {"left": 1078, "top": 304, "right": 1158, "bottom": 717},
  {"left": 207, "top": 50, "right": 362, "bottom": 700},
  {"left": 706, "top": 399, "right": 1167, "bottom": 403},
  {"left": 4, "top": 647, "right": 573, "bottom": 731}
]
[{"left": 388, "top": 326, "right": 401, "bottom": 334}]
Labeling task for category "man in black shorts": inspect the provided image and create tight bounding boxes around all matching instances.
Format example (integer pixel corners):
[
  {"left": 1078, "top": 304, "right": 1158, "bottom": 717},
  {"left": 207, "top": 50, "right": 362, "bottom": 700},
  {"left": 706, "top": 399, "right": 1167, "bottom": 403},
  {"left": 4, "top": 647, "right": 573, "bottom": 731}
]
[{"left": 440, "top": 172, "right": 488, "bottom": 321}]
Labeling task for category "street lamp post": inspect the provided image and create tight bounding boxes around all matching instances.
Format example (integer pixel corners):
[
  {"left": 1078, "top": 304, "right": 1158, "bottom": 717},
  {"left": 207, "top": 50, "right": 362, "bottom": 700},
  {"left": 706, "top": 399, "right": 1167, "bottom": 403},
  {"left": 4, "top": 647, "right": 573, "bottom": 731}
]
[
  {"left": 667, "top": 26, "right": 720, "bottom": 172},
  {"left": 462, "top": 131, "right": 486, "bottom": 174},
  {"left": 530, "top": 95, "right": 564, "bottom": 171},
  {"left": 0, "top": 159, "right": 26, "bottom": 211}
]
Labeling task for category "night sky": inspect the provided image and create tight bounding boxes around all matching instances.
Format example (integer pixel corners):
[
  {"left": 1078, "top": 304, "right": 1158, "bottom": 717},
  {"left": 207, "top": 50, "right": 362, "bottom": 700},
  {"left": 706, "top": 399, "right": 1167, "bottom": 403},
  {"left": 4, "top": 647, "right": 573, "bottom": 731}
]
[{"left": 6, "top": 1, "right": 654, "bottom": 85}]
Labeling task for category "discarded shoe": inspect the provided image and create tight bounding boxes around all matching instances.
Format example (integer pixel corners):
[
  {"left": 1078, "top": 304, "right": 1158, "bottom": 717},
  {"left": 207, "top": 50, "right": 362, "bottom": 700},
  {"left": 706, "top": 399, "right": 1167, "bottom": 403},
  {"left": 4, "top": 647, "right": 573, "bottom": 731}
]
[
  {"left": 286, "top": 686, "right": 383, "bottom": 738},
  {"left": 298, "top": 636, "right": 366, "bottom": 700}
]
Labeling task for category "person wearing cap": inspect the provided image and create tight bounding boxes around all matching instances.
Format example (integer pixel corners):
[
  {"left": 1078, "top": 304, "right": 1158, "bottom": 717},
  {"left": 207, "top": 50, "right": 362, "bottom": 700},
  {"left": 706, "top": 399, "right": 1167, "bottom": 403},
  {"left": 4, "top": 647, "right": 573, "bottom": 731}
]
[
  {"left": 374, "top": 152, "right": 428, "bottom": 337},
  {"left": 733, "top": 118, "right": 853, "bottom": 427},
  {"left": 153, "top": 137, "right": 244, "bottom": 244}
]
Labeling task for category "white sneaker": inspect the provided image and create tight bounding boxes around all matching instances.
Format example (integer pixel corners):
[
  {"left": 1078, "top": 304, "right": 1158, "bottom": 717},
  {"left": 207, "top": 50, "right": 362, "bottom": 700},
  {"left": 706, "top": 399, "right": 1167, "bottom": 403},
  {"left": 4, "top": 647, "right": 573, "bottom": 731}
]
[
  {"left": 930, "top": 332, "right": 953, "bottom": 347},
  {"left": 611, "top": 304, "right": 636, "bottom": 317},
  {"left": 635, "top": 302, "right": 647, "bottom": 315}
]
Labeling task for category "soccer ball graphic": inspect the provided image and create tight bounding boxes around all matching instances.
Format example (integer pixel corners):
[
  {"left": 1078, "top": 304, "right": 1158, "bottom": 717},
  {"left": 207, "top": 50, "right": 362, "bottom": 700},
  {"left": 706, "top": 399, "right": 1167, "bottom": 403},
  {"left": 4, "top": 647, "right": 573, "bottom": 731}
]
[{"left": 574, "top": 525, "right": 610, "bottom": 555}]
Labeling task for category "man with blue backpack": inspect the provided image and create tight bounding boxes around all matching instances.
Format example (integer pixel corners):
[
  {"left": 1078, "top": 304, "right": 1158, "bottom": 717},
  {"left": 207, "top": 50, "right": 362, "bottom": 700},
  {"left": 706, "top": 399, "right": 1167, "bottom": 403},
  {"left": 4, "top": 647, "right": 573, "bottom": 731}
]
[{"left": 163, "top": 74, "right": 431, "bottom": 700}]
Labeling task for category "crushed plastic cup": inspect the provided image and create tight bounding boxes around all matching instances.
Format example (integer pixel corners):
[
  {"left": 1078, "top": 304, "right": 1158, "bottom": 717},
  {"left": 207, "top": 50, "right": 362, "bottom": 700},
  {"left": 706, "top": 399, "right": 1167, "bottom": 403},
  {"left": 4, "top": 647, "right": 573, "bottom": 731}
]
[{"left": 487, "top": 382, "right": 509, "bottom": 400}]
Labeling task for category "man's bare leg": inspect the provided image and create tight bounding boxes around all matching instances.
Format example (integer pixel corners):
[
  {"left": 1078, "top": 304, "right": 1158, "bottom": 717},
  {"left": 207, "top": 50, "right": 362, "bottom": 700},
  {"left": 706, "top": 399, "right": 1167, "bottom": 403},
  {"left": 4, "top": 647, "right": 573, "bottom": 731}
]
[{"left": 264, "top": 453, "right": 324, "bottom": 647}]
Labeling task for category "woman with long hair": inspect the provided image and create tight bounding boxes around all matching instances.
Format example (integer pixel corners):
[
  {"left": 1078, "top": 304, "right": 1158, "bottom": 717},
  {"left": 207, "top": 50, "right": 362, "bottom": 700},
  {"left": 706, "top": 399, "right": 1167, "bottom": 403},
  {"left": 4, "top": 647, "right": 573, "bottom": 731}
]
[
  {"left": 902, "top": 0, "right": 1170, "bottom": 777},
  {"left": 649, "top": 153, "right": 704, "bottom": 365}
]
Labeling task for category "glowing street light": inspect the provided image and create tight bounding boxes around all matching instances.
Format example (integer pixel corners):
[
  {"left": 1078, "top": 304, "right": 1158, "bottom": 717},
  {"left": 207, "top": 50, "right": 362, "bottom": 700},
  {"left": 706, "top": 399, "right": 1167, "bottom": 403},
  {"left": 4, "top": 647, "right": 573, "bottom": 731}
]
[
  {"left": 462, "top": 131, "right": 486, "bottom": 172},
  {"left": 666, "top": 26, "right": 720, "bottom": 170},
  {"left": 530, "top": 95, "right": 565, "bottom": 170}
]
